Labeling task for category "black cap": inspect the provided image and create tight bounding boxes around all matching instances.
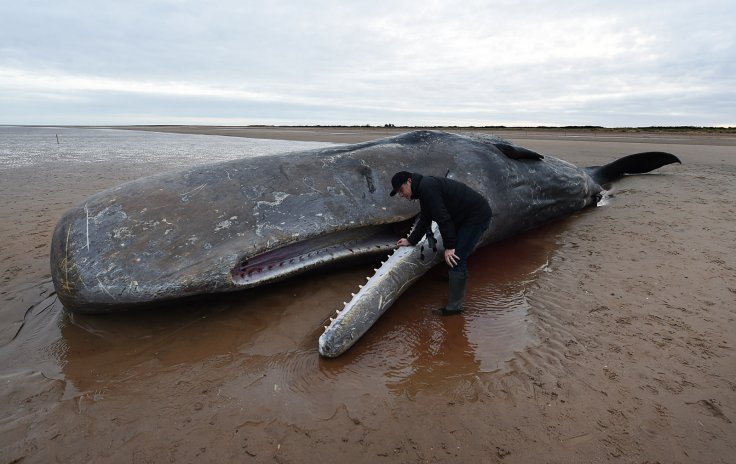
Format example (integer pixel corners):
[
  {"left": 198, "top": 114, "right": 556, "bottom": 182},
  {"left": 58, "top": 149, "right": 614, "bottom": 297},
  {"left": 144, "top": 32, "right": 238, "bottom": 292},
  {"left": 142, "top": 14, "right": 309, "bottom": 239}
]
[{"left": 390, "top": 171, "right": 412, "bottom": 196}]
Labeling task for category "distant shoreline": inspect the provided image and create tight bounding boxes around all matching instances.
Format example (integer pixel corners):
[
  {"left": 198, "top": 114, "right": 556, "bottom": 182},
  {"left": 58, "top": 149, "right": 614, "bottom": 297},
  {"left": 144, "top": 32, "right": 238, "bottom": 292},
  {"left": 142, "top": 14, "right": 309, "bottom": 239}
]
[
  {"left": 114, "top": 125, "right": 736, "bottom": 145},
  {"left": 8, "top": 124, "right": 735, "bottom": 145}
]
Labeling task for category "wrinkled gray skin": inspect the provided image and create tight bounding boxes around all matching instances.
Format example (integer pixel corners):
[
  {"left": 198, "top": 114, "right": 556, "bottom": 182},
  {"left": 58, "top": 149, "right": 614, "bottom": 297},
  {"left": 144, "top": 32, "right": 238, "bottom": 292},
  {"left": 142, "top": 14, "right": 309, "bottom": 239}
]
[{"left": 50, "top": 130, "right": 677, "bottom": 357}]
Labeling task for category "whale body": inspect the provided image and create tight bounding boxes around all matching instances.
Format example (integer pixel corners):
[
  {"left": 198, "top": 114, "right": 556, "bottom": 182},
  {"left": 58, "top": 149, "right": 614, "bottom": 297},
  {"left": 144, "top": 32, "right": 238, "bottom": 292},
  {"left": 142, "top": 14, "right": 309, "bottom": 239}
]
[{"left": 49, "top": 130, "right": 679, "bottom": 356}]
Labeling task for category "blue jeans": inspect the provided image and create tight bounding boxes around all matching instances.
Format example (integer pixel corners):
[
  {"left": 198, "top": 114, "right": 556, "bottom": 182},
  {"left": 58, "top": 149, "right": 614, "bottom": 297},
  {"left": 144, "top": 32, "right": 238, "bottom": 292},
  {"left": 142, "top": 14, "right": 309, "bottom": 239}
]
[{"left": 449, "top": 220, "right": 490, "bottom": 274}]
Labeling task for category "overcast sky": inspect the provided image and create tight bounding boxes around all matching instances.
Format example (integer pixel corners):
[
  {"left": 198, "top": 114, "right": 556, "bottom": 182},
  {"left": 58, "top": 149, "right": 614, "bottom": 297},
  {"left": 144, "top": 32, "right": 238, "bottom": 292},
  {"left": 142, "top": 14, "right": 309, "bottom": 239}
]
[{"left": 1, "top": 0, "right": 734, "bottom": 127}]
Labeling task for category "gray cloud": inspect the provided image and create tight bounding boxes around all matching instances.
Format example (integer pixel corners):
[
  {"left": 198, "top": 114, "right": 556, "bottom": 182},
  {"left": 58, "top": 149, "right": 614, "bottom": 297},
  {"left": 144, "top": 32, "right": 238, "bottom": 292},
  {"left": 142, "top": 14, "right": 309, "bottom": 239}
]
[{"left": 1, "top": 0, "right": 734, "bottom": 126}]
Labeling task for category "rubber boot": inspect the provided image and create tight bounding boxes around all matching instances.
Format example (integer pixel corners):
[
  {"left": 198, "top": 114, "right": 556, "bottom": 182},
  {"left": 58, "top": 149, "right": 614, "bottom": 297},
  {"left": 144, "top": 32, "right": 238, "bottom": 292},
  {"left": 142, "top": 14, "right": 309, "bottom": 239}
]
[{"left": 434, "top": 271, "right": 467, "bottom": 315}]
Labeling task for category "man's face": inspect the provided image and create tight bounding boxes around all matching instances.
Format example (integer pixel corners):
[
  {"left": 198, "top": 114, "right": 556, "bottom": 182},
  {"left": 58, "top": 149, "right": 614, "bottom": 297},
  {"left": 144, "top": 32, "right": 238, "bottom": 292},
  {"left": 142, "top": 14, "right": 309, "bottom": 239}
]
[{"left": 398, "top": 179, "right": 412, "bottom": 199}]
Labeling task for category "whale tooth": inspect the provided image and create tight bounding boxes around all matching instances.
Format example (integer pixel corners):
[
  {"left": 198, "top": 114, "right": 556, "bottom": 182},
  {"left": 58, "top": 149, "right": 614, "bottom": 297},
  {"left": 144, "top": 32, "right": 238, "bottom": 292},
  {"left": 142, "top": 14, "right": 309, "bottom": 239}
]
[
  {"left": 329, "top": 317, "right": 334, "bottom": 322},
  {"left": 343, "top": 302, "right": 347, "bottom": 306},
  {"left": 358, "top": 285, "right": 363, "bottom": 289},
  {"left": 351, "top": 293, "right": 355, "bottom": 297},
  {"left": 373, "top": 268, "right": 378, "bottom": 272},
  {"left": 336, "top": 309, "right": 340, "bottom": 315},
  {"left": 366, "top": 276, "right": 371, "bottom": 281},
  {"left": 324, "top": 325, "right": 329, "bottom": 330}
]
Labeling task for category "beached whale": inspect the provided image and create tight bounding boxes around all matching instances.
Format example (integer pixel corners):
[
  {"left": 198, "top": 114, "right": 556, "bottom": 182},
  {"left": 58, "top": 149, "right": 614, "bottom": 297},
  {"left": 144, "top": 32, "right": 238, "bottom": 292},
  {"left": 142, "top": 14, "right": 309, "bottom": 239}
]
[{"left": 49, "top": 130, "right": 679, "bottom": 356}]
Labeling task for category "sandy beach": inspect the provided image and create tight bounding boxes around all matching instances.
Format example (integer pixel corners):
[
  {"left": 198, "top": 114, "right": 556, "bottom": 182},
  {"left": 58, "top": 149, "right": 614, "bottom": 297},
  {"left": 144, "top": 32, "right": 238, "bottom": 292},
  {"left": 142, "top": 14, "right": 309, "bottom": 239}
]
[{"left": 1, "top": 127, "right": 735, "bottom": 463}]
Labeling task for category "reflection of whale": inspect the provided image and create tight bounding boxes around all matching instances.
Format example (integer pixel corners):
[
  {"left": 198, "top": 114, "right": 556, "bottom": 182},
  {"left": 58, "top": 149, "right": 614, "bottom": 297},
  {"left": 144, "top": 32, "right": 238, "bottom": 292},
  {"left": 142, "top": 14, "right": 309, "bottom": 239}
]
[
  {"left": 57, "top": 264, "right": 366, "bottom": 392},
  {"left": 49, "top": 130, "right": 679, "bottom": 357}
]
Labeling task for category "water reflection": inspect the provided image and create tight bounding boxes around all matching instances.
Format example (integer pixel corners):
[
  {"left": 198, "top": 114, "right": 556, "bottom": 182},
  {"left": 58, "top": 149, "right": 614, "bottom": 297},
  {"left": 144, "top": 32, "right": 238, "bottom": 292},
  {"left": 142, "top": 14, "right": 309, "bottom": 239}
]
[
  {"left": 56, "top": 219, "right": 569, "bottom": 401},
  {"left": 318, "top": 220, "right": 567, "bottom": 397},
  {"left": 56, "top": 264, "right": 372, "bottom": 392}
]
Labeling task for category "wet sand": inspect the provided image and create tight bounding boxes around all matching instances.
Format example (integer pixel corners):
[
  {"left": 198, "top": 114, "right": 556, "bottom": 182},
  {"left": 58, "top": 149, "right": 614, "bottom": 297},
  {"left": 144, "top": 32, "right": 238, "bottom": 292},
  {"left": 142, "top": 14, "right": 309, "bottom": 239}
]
[{"left": 1, "top": 127, "right": 735, "bottom": 463}]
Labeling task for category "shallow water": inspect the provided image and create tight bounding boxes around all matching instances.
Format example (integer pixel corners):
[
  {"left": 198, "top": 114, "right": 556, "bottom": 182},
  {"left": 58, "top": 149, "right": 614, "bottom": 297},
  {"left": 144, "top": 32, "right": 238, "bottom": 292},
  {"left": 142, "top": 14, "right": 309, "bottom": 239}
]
[{"left": 0, "top": 126, "right": 334, "bottom": 170}]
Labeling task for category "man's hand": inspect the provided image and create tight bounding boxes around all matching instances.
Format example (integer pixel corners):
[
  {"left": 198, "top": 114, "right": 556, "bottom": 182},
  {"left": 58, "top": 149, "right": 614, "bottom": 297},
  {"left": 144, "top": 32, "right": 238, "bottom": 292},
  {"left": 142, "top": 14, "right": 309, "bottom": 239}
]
[
  {"left": 444, "top": 248, "right": 459, "bottom": 267},
  {"left": 396, "top": 238, "right": 411, "bottom": 247}
]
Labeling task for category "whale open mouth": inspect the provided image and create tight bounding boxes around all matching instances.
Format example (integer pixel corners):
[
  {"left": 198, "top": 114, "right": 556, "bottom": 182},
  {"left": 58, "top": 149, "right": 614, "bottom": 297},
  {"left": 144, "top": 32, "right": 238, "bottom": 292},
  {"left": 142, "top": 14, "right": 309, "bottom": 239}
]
[{"left": 231, "top": 218, "right": 415, "bottom": 287}]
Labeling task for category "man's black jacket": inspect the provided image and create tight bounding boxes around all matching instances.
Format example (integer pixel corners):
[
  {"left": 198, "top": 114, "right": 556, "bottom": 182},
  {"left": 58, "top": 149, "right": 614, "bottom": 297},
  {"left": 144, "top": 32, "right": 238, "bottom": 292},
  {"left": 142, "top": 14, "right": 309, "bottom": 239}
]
[{"left": 406, "top": 173, "right": 492, "bottom": 249}]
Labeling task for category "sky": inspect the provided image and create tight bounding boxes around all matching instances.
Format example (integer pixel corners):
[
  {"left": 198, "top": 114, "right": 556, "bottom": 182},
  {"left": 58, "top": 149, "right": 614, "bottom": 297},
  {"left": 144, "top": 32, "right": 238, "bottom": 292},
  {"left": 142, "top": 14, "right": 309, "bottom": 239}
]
[{"left": 1, "top": 0, "right": 734, "bottom": 127}]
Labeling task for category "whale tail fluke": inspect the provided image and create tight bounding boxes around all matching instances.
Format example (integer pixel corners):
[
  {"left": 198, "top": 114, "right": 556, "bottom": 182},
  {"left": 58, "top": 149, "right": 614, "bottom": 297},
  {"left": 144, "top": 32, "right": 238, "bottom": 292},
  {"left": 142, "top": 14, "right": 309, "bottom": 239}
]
[{"left": 586, "top": 152, "right": 681, "bottom": 185}]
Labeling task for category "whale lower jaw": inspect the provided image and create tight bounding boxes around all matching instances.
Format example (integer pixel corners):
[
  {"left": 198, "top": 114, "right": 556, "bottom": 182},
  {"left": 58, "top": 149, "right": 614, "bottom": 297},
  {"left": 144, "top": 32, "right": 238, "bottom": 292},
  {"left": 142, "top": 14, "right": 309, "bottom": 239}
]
[{"left": 319, "top": 222, "right": 443, "bottom": 358}]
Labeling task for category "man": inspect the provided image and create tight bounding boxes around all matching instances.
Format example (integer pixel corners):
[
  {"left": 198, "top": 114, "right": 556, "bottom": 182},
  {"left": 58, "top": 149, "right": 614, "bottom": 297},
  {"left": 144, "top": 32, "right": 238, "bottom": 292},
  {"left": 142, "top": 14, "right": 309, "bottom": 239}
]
[{"left": 390, "top": 171, "right": 492, "bottom": 315}]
